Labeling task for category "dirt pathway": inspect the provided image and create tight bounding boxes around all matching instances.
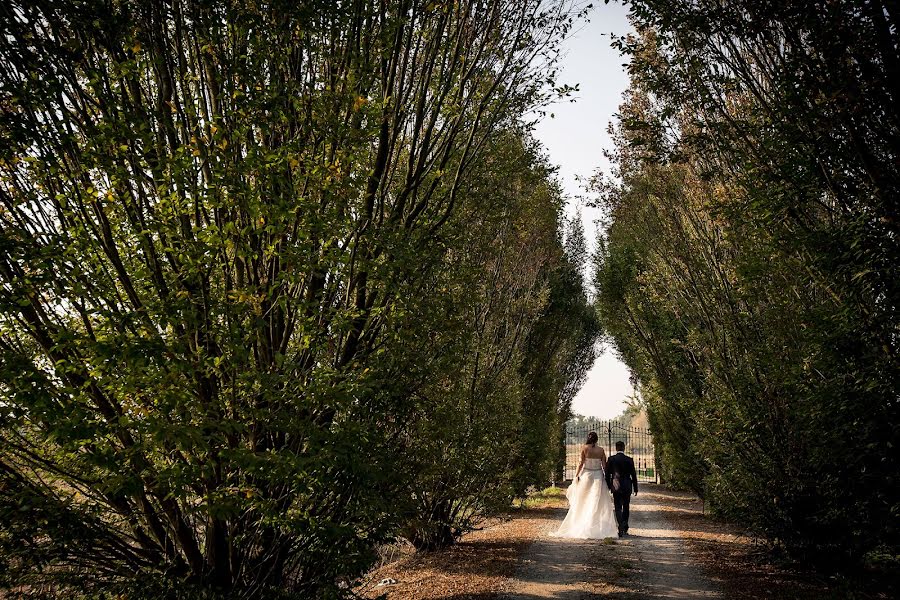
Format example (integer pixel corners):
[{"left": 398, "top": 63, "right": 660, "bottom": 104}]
[
  {"left": 500, "top": 484, "right": 723, "bottom": 599},
  {"left": 360, "top": 484, "right": 876, "bottom": 599}
]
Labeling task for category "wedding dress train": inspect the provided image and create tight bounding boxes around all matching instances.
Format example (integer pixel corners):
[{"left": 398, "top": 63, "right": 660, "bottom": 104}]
[{"left": 552, "top": 457, "right": 618, "bottom": 538}]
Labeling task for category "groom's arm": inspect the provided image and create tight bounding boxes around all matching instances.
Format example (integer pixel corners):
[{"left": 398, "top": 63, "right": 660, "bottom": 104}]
[
  {"left": 630, "top": 458, "right": 638, "bottom": 495},
  {"left": 605, "top": 456, "right": 613, "bottom": 489}
]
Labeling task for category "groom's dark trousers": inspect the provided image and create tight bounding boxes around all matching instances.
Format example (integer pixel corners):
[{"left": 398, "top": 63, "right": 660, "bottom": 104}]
[
  {"left": 612, "top": 492, "right": 630, "bottom": 534},
  {"left": 606, "top": 452, "right": 638, "bottom": 534}
]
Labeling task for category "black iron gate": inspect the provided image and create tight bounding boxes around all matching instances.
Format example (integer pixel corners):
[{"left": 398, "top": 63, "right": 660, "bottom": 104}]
[{"left": 563, "top": 418, "right": 657, "bottom": 483}]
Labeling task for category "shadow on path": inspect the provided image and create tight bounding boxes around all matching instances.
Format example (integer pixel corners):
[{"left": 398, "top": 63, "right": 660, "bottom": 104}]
[{"left": 496, "top": 484, "right": 723, "bottom": 599}]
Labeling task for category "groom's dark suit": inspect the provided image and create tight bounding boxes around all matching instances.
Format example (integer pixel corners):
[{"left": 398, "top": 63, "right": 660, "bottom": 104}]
[{"left": 605, "top": 451, "right": 638, "bottom": 535}]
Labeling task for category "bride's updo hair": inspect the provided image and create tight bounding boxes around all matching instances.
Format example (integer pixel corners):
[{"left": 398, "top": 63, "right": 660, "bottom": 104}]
[{"left": 586, "top": 431, "right": 598, "bottom": 446}]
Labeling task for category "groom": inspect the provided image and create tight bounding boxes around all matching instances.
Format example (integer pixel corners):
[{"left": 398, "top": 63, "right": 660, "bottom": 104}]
[{"left": 605, "top": 440, "right": 638, "bottom": 537}]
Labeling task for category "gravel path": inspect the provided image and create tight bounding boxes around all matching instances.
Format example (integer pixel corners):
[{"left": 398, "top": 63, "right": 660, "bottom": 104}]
[{"left": 500, "top": 484, "right": 723, "bottom": 599}]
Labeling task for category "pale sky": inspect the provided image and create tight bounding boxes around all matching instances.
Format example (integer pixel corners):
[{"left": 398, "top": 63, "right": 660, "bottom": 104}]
[{"left": 532, "top": 1, "right": 635, "bottom": 419}]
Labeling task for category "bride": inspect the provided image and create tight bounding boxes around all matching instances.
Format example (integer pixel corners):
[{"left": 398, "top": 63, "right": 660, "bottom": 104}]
[{"left": 552, "top": 431, "right": 618, "bottom": 539}]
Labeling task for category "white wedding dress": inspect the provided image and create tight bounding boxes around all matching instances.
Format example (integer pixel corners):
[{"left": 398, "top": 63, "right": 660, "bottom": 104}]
[{"left": 552, "top": 457, "right": 618, "bottom": 538}]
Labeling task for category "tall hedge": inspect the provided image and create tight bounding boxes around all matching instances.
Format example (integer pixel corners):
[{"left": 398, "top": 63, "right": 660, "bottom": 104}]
[{"left": 595, "top": 0, "right": 899, "bottom": 569}]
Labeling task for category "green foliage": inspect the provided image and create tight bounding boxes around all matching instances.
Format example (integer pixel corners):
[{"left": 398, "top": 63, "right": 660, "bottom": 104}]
[
  {"left": 595, "top": 0, "right": 899, "bottom": 570},
  {"left": 513, "top": 485, "right": 566, "bottom": 510},
  {"left": 0, "top": 0, "right": 588, "bottom": 597},
  {"left": 398, "top": 131, "right": 598, "bottom": 549}
]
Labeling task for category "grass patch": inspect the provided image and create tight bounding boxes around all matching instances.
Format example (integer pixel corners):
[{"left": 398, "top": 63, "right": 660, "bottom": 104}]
[{"left": 512, "top": 485, "right": 566, "bottom": 510}]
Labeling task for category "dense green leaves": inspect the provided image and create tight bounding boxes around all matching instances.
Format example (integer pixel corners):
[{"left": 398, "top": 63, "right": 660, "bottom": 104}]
[
  {"left": 0, "top": 0, "right": 592, "bottom": 597},
  {"left": 392, "top": 131, "right": 597, "bottom": 549},
  {"left": 596, "top": 0, "right": 898, "bottom": 570}
]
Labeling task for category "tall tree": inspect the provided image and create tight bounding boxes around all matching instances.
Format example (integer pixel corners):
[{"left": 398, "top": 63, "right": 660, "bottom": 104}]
[
  {"left": 596, "top": 0, "right": 899, "bottom": 569},
  {"left": 398, "top": 129, "right": 587, "bottom": 548},
  {"left": 0, "top": 0, "right": 579, "bottom": 595}
]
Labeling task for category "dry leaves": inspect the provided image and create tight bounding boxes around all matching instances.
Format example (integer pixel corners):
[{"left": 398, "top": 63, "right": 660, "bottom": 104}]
[{"left": 355, "top": 492, "right": 567, "bottom": 599}]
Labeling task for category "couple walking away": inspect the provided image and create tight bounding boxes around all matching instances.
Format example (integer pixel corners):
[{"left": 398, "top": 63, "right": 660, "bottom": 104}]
[{"left": 553, "top": 433, "right": 638, "bottom": 539}]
